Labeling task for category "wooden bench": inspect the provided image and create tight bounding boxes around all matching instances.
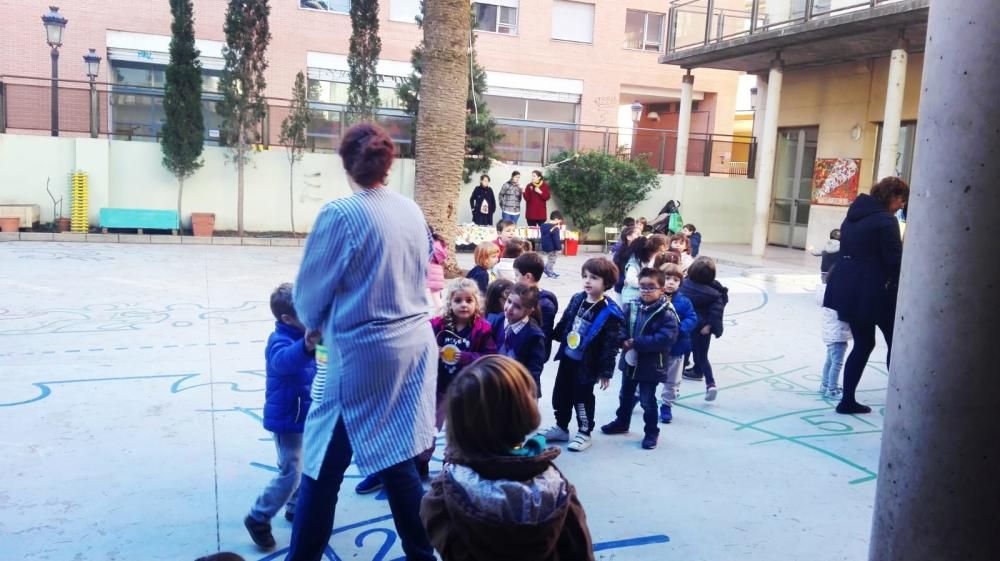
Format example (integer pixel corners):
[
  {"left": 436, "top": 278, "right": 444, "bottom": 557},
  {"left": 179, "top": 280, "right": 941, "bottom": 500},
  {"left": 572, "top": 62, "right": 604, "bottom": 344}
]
[
  {"left": 99, "top": 208, "right": 179, "bottom": 235},
  {"left": 0, "top": 204, "right": 41, "bottom": 229}
]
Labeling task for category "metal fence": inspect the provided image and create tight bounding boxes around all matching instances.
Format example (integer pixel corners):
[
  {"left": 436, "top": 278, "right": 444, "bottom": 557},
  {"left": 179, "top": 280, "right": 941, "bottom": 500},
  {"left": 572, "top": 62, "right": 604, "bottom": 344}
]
[
  {"left": 1, "top": 75, "right": 755, "bottom": 177},
  {"left": 667, "top": 0, "right": 907, "bottom": 52}
]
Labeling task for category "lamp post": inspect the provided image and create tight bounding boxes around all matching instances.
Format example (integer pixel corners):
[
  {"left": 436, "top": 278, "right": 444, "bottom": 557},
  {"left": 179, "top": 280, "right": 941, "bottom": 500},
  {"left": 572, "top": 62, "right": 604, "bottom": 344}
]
[
  {"left": 629, "top": 100, "right": 643, "bottom": 161},
  {"left": 42, "top": 6, "right": 67, "bottom": 137},
  {"left": 84, "top": 48, "right": 101, "bottom": 138},
  {"left": 630, "top": 100, "right": 643, "bottom": 124}
]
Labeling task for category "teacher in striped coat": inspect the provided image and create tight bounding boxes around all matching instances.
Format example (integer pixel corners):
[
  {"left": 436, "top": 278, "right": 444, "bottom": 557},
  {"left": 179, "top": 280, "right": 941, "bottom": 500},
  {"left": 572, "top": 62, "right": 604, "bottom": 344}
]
[{"left": 286, "top": 123, "right": 437, "bottom": 561}]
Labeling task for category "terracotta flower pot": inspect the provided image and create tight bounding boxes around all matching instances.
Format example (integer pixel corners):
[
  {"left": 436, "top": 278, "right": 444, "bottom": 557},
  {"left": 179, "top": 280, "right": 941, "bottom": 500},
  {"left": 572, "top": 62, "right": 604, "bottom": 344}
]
[
  {"left": 0, "top": 216, "right": 21, "bottom": 233},
  {"left": 191, "top": 212, "right": 216, "bottom": 237},
  {"left": 55, "top": 217, "right": 72, "bottom": 232}
]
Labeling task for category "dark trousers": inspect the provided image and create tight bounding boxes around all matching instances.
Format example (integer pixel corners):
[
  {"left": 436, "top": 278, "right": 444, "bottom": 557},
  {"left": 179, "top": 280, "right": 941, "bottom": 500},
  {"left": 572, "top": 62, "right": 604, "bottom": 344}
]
[
  {"left": 842, "top": 315, "right": 894, "bottom": 404},
  {"left": 527, "top": 219, "right": 544, "bottom": 227},
  {"left": 552, "top": 358, "right": 596, "bottom": 434},
  {"left": 285, "top": 420, "right": 434, "bottom": 561},
  {"left": 691, "top": 332, "right": 716, "bottom": 386},
  {"left": 616, "top": 377, "right": 660, "bottom": 436}
]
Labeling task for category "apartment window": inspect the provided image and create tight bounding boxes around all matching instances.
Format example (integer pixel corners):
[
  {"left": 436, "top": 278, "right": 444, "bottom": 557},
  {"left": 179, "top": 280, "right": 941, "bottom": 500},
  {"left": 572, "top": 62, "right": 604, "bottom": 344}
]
[
  {"left": 483, "top": 94, "right": 578, "bottom": 124},
  {"left": 300, "top": 0, "right": 350, "bottom": 14},
  {"left": 389, "top": 0, "right": 421, "bottom": 23},
  {"left": 551, "top": 0, "right": 594, "bottom": 44},
  {"left": 624, "top": 10, "right": 664, "bottom": 52},
  {"left": 109, "top": 61, "right": 223, "bottom": 141},
  {"left": 473, "top": 1, "right": 518, "bottom": 35},
  {"left": 873, "top": 121, "right": 918, "bottom": 184}
]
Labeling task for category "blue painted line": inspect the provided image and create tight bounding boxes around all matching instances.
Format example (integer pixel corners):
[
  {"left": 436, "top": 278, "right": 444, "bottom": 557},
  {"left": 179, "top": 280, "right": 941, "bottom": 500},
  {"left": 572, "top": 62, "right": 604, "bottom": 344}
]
[
  {"left": 594, "top": 534, "right": 671, "bottom": 551},
  {"left": 0, "top": 373, "right": 190, "bottom": 407},
  {"left": 163, "top": 344, "right": 179, "bottom": 348},
  {"left": 65, "top": 349, "right": 80, "bottom": 353},
  {"left": 139, "top": 345, "right": 153, "bottom": 349},
  {"left": 88, "top": 348, "right": 104, "bottom": 352},
  {"left": 226, "top": 341, "right": 240, "bottom": 345},
  {"left": 114, "top": 347, "right": 128, "bottom": 351}
]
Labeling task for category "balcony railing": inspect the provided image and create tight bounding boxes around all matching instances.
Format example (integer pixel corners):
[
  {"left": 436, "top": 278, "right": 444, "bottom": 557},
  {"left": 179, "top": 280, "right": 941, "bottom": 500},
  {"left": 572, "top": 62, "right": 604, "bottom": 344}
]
[
  {"left": 667, "top": 0, "right": 907, "bottom": 53},
  {"left": 0, "top": 75, "right": 756, "bottom": 178}
]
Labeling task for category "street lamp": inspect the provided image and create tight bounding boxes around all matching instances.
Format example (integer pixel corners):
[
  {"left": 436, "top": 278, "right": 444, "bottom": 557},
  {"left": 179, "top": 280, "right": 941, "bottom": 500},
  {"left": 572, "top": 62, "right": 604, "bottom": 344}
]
[
  {"left": 84, "top": 48, "right": 101, "bottom": 138},
  {"left": 42, "top": 6, "right": 67, "bottom": 137},
  {"left": 630, "top": 100, "right": 643, "bottom": 124}
]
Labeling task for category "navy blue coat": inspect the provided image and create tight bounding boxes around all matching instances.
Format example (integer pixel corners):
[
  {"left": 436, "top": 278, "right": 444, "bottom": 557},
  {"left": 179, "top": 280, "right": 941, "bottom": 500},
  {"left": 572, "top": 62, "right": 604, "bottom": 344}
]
[
  {"left": 618, "top": 298, "right": 679, "bottom": 383},
  {"left": 466, "top": 266, "right": 491, "bottom": 296},
  {"left": 689, "top": 232, "right": 702, "bottom": 257},
  {"left": 680, "top": 279, "right": 728, "bottom": 338},
  {"left": 491, "top": 316, "right": 548, "bottom": 397},
  {"left": 539, "top": 223, "right": 563, "bottom": 252},
  {"left": 263, "top": 322, "right": 317, "bottom": 434},
  {"left": 824, "top": 194, "right": 903, "bottom": 325},
  {"left": 553, "top": 292, "right": 624, "bottom": 383},
  {"left": 539, "top": 289, "right": 559, "bottom": 359},
  {"left": 667, "top": 291, "right": 698, "bottom": 356}
]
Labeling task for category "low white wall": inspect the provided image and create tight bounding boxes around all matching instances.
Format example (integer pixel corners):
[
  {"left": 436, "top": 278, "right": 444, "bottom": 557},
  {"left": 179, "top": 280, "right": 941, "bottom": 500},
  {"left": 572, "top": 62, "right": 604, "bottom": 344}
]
[
  {"left": 0, "top": 133, "right": 752, "bottom": 241},
  {"left": 805, "top": 204, "right": 847, "bottom": 251}
]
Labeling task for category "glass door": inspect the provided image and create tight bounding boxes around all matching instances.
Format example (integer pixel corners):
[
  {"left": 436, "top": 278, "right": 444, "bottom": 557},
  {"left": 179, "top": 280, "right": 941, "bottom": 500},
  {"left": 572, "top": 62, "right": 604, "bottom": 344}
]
[{"left": 769, "top": 126, "right": 818, "bottom": 249}]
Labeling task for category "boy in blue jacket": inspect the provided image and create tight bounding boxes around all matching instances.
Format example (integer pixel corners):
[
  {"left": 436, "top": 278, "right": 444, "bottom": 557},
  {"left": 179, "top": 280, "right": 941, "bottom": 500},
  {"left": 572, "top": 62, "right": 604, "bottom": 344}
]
[
  {"left": 244, "top": 283, "right": 319, "bottom": 551},
  {"left": 659, "top": 263, "right": 698, "bottom": 423},
  {"left": 539, "top": 210, "right": 564, "bottom": 278},
  {"left": 600, "top": 268, "right": 679, "bottom": 450}
]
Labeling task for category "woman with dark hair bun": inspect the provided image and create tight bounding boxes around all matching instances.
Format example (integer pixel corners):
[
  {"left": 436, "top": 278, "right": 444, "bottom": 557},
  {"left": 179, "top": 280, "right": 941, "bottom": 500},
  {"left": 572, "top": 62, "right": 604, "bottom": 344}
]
[
  {"left": 824, "top": 176, "right": 909, "bottom": 415},
  {"left": 288, "top": 123, "right": 436, "bottom": 560}
]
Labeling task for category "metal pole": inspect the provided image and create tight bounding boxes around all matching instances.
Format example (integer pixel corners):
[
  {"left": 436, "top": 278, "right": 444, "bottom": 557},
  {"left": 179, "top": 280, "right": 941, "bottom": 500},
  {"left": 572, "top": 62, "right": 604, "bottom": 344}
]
[
  {"left": 804, "top": 0, "right": 815, "bottom": 21},
  {"left": 542, "top": 127, "right": 550, "bottom": 166},
  {"left": 750, "top": 0, "right": 760, "bottom": 33},
  {"left": 51, "top": 47, "right": 59, "bottom": 137},
  {"left": 747, "top": 141, "right": 757, "bottom": 179},
  {"left": 89, "top": 78, "right": 98, "bottom": 138},
  {"left": 0, "top": 82, "right": 6, "bottom": 133},
  {"left": 704, "top": 0, "right": 715, "bottom": 45},
  {"left": 658, "top": 134, "right": 667, "bottom": 173},
  {"left": 666, "top": 7, "right": 676, "bottom": 51},
  {"left": 702, "top": 134, "right": 713, "bottom": 176}
]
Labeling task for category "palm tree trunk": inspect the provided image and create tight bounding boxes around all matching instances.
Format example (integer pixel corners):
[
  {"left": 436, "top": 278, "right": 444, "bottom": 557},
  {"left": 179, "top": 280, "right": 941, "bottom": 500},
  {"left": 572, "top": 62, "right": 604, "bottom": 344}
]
[
  {"left": 237, "top": 140, "right": 245, "bottom": 236},
  {"left": 414, "top": 0, "right": 470, "bottom": 276},
  {"left": 289, "top": 160, "right": 296, "bottom": 237}
]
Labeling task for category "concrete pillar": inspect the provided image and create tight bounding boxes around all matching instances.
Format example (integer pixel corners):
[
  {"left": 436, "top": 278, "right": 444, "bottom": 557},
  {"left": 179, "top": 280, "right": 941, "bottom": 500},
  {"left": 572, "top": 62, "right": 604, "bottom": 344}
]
[
  {"left": 869, "top": 2, "right": 1000, "bottom": 560},
  {"left": 750, "top": 57, "right": 782, "bottom": 256},
  {"left": 674, "top": 71, "right": 695, "bottom": 201},
  {"left": 875, "top": 37, "right": 908, "bottom": 180}
]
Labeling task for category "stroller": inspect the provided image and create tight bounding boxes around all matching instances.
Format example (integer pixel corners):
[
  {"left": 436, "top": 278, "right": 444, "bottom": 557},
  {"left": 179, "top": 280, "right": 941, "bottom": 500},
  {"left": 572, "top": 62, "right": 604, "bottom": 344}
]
[{"left": 650, "top": 200, "right": 682, "bottom": 235}]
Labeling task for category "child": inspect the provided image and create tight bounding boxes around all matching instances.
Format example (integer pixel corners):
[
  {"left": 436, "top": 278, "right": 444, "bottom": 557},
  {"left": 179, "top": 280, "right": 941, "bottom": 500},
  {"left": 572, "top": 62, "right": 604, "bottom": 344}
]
[
  {"left": 493, "top": 218, "right": 516, "bottom": 255},
  {"left": 423, "top": 279, "right": 497, "bottom": 472},
  {"left": 484, "top": 278, "right": 514, "bottom": 325},
  {"left": 513, "top": 252, "right": 559, "bottom": 360},
  {"left": 620, "top": 234, "right": 668, "bottom": 305},
  {"left": 420, "top": 355, "right": 595, "bottom": 561},
  {"left": 495, "top": 238, "right": 527, "bottom": 281},
  {"left": 541, "top": 257, "right": 624, "bottom": 452},
  {"left": 244, "top": 283, "right": 318, "bottom": 550},
  {"left": 653, "top": 250, "right": 681, "bottom": 269},
  {"left": 600, "top": 268, "right": 678, "bottom": 450},
  {"left": 609, "top": 225, "right": 640, "bottom": 257},
  {"left": 657, "top": 263, "right": 698, "bottom": 423},
  {"left": 427, "top": 229, "right": 448, "bottom": 310},
  {"left": 810, "top": 228, "right": 841, "bottom": 282},
  {"left": 491, "top": 282, "right": 547, "bottom": 397},
  {"left": 679, "top": 257, "right": 729, "bottom": 401},
  {"left": 466, "top": 241, "right": 499, "bottom": 296},
  {"left": 539, "top": 210, "right": 564, "bottom": 278},
  {"left": 669, "top": 233, "right": 694, "bottom": 272},
  {"left": 637, "top": 217, "right": 649, "bottom": 234},
  {"left": 681, "top": 223, "right": 702, "bottom": 257},
  {"left": 816, "top": 264, "right": 851, "bottom": 399}
]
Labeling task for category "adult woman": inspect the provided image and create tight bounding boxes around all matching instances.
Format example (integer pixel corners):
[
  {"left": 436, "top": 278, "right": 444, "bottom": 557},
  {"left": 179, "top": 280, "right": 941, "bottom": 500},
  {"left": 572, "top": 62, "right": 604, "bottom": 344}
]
[
  {"left": 288, "top": 123, "right": 436, "bottom": 560},
  {"left": 523, "top": 170, "right": 551, "bottom": 226},
  {"left": 470, "top": 174, "right": 496, "bottom": 226},
  {"left": 498, "top": 171, "right": 523, "bottom": 224},
  {"left": 824, "top": 176, "right": 908, "bottom": 415}
]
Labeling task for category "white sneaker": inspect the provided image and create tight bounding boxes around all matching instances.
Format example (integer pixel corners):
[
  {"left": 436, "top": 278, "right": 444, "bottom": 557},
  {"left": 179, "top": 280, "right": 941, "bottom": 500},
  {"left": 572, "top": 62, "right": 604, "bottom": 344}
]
[
  {"left": 824, "top": 387, "right": 843, "bottom": 400},
  {"left": 539, "top": 425, "right": 570, "bottom": 442},
  {"left": 705, "top": 385, "right": 718, "bottom": 401},
  {"left": 819, "top": 383, "right": 829, "bottom": 395},
  {"left": 567, "top": 433, "right": 592, "bottom": 452}
]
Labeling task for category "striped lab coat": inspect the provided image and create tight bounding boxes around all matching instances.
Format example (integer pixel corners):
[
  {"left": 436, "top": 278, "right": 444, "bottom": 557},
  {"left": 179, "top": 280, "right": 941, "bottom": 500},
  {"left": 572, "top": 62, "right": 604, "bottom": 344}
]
[{"left": 294, "top": 187, "right": 438, "bottom": 478}]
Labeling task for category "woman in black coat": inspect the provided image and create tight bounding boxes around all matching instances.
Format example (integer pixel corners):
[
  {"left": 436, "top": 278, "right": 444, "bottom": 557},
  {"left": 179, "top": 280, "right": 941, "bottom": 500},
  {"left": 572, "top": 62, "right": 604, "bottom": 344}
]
[
  {"left": 470, "top": 174, "right": 496, "bottom": 226},
  {"left": 824, "top": 177, "right": 909, "bottom": 414}
]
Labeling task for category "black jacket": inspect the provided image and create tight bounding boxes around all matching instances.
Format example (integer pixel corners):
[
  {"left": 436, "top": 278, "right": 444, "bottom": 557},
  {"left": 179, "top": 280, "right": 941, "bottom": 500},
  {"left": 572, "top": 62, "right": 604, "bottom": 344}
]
[
  {"left": 491, "top": 317, "right": 548, "bottom": 396},
  {"left": 824, "top": 194, "right": 903, "bottom": 325},
  {"left": 470, "top": 186, "right": 496, "bottom": 227},
  {"left": 553, "top": 292, "right": 624, "bottom": 383},
  {"left": 618, "top": 298, "right": 679, "bottom": 383},
  {"left": 680, "top": 279, "right": 728, "bottom": 338}
]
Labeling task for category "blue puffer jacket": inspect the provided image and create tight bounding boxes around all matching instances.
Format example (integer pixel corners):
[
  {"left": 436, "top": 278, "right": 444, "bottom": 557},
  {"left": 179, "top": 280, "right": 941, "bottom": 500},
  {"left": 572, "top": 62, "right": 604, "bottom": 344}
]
[
  {"left": 539, "top": 223, "right": 563, "bottom": 252},
  {"left": 666, "top": 291, "right": 698, "bottom": 356},
  {"left": 680, "top": 279, "right": 729, "bottom": 338},
  {"left": 263, "top": 321, "right": 317, "bottom": 434},
  {"left": 617, "top": 297, "right": 679, "bottom": 383}
]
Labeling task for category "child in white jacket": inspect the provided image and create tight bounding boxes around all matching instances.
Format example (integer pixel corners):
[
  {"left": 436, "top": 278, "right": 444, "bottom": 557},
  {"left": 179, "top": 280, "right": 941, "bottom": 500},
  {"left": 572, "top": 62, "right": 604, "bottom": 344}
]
[{"left": 816, "top": 277, "right": 851, "bottom": 399}]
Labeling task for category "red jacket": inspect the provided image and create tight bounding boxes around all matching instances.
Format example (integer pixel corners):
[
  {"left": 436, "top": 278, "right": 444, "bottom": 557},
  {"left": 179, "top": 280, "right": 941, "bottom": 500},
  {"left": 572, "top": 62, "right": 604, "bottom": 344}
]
[{"left": 523, "top": 181, "right": 551, "bottom": 222}]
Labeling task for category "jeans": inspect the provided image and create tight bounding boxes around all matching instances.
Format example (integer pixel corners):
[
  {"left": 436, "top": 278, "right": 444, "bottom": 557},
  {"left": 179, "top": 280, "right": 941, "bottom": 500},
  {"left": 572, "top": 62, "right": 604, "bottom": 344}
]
[
  {"left": 552, "top": 358, "right": 596, "bottom": 435},
  {"left": 501, "top": 211, "right": 520, "bottom": 225},
  {"left": 842, "top": 316, "right": 894, "bottom": 404},
  {"left": 544, "top": 251, "right": 559, "bottom": 272},
  {"left": 660, "top": 355, "right": 685, "bottom": 405},
  {"left": 250, "top": 432, "right": 303, "bottom": 522},
  {"left": 691, "top": 332, "right": 716, "bottom": 386},
  {"left": 285, "top": 420, "right": 434, "bottom": 561},
  {"left": 822, "top": 341, "right": 848, "bottom": 390},
  {"left": 616, "top": 377, "right": 659, "bottom": 436}
]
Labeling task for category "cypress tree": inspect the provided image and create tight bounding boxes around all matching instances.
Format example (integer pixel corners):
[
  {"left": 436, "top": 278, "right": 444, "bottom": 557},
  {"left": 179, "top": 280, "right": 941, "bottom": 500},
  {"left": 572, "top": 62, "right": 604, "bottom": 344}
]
[{"left": 347, "top": 0, "right": 381, "bottom": 123}]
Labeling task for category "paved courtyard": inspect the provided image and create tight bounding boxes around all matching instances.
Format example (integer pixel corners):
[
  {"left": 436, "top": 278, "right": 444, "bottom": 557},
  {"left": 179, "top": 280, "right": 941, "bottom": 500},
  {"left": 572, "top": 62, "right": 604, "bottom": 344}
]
[{"left": 0, "top": 241, "right": 889, "bottom": 561}]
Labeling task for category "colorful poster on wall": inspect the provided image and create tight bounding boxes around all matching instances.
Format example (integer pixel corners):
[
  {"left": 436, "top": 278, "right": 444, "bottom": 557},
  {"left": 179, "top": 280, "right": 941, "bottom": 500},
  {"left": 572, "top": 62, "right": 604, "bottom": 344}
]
[{"left": 812, "top": 158, "right": 862, "bottom": 206}]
